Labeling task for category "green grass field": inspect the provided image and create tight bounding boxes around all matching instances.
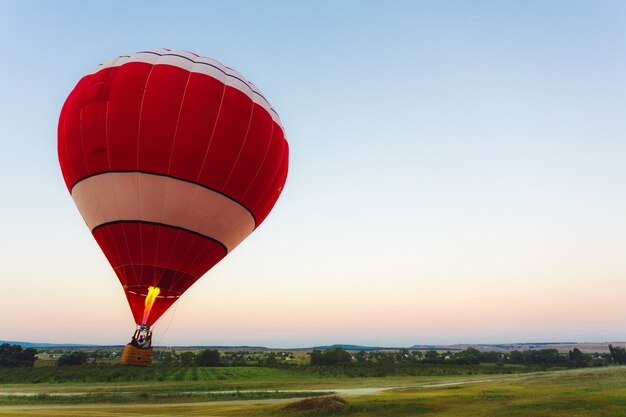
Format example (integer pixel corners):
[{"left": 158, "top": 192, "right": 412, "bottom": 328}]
[
  {"left": 0, "top": 363, "right": 534, "bottom": 392},
  {"left": 0, "top": 366, "right": 625, "bottom": 416}
]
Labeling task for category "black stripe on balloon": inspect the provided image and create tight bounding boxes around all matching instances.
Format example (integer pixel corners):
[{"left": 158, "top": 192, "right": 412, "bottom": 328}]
[
  {"left": 121, "top": 272, "right": 192, "bottom": 295},
  {"left": 91, "top": 220, "right": 229, "bottom": 254},
  {"left": 124, "top": 286, "right": 181, "bottom": 297},
  {"left": 70, "top": 170, "right": 257, "bottom": 228},
  {"left": 94, "top": 55, "right": 130, "bottom": 66},
  {"left": 122, "top": 50, "right": 280, "bottom": 118}
]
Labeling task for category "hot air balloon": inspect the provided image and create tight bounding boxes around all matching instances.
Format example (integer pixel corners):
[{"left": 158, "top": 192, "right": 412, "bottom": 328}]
[{"left": 58, "top": 49, "right": 288, "bottom": 365}]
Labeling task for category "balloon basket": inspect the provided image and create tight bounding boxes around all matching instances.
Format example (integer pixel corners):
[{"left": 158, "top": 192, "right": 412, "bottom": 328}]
[{"left": 120, "top": 344, "right": 153, "bottom": 366}]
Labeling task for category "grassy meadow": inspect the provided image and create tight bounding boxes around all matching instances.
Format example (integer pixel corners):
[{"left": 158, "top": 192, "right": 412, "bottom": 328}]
[
  {"left": 0, "top": 364, "right": 508, "bottom": 397},
  {"left": 0, "top": 366, "right": 625, "bottom": 416}
]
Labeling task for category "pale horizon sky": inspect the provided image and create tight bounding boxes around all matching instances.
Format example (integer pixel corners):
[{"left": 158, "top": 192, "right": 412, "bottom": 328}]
[{"left": 1, "top": 1, "right": 626, "bottom": 348}]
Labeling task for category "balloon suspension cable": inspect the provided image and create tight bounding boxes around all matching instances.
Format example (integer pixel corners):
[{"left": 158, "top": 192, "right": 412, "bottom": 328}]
[{"left": 153, "top": 293, "right": 180, "bottom": 346}]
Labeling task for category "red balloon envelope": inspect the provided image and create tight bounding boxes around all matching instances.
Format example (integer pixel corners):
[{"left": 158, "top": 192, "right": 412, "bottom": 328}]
[{"left": 58, "top": 49, "right": 288, "bottom": 326}]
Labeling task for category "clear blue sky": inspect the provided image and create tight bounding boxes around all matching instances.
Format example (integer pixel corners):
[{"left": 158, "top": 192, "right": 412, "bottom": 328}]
[{"left": 1, "top": 1, "right": 625, "bottom": 347}]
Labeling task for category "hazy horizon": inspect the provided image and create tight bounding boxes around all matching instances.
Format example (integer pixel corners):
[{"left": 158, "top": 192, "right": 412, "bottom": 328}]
[
  {"left": 4, "top": 338, "right": 625, "bottom": 350},
  {"left": 1, "top": 1, "right": 625, "bottom": 347}
]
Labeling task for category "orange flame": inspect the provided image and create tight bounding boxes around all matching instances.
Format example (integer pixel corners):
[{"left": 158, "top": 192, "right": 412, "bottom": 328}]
[{"left": 142, "top": 286, "right": 160, "bottom": 325}]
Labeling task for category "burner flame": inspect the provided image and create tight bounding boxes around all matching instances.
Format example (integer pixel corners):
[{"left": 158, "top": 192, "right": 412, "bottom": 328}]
[{"left": 142, "top": 286, "right": 160, "bottom": 324}]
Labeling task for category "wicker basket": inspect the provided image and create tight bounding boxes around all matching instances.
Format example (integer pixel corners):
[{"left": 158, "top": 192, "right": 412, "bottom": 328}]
[{"left": 120, "top": 344, "right": 153, "bottom": 366}]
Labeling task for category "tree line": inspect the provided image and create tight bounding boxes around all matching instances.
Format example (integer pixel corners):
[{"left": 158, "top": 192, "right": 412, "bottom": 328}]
[
  {"left": 0, "top": 343, "right": 37, "bottom": 367},
  {"left": 2, "top": 342, "right": 626, "bottom": 369},
  {"left": 309, "top": 346, "right": 616, "bottom": 367}
]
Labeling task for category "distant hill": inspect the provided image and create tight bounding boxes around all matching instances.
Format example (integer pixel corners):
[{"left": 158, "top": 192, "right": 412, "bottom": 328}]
[
  {"left": 2, "top": 340, "right": 396, "bottom": 351},
  {"left": 409, "top": 344, "right": 463, "bottom": 351},
  {"left": 0, "top": 340, "right": 100, "bottom": 348},
  {"left": 0, "top": 341, "right": 270, "bottom": 350},
  {"left": 306, "top": 344, "right": 394, "bottom": 351},
  {"left": 410, "top": 342, "right": 626, "bottom": 353},
  {"left": 3, "top": 340, "right": 623, "bottom": 353}
]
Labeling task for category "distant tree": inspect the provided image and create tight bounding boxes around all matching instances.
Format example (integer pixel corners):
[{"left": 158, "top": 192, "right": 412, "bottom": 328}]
[
  {"left": 57, "top": 351, "right": 88, "bottom": 366},
  {"left": 354, "top": 350, "right": 367, "bottom": 363},
  {"left": 309, "top": 349, "right": 323, "bottom": 365},
  {"left": 262, "top": 352, "right": 278, "bottom": 366},
  {"left": 395, "top": 348, "right": 410, "bottom": 362},
  {"left": 180, "top": 351, "right": 196, "bottom": 367},
  {"left": 411, "top": 350, "right": 424, "bottom": 361},
  {"left": 196, "top": 349, "right": 221, "bottom": 366},
  {"left": 568, "top": 348, "right": 591, "bottom": 367},
  {"left": 326, "top": 347, "right": 352, "bottom": 364},
  {"left": 0, "top": 343, "right": 37, "bottom": 367},
  {"left": 480, "top": 350, "right": 501, "bottom": 364},
  {"left": 506, "top": 349, "right": 565, "bottom": 366},
  {"left": 154, "top": 350, "right": 176, "bottom": 366},
  {"left": 609, "top": 345, "right": 626, "bottom": 365},
  {"left": 508, "top": 350, "right": 524, "bottom": 364},
  {"left": 309, "top": 347, "right": 352, "bottom": 365},
  {"left": 423, "top": 350, "right": 440, "bottom": 363},
  {"left": 455, "top": 348, "right": 482, "bottom": 365}
]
